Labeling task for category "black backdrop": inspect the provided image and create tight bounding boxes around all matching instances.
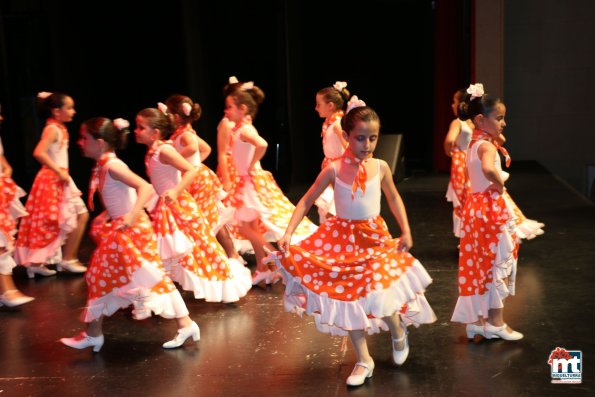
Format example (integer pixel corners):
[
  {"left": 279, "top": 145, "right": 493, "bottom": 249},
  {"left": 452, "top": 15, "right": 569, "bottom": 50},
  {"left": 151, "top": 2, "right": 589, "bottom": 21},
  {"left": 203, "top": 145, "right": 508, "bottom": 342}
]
[{"left": 0, "top": 0, "right": 438, "bottom": 201}]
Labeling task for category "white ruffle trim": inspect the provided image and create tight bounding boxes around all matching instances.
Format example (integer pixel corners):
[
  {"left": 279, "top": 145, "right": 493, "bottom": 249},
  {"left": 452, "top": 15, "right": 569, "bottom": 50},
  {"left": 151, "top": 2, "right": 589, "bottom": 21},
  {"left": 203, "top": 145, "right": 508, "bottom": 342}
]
[
  {"left": 166, "top": 257, "right": 252, "bottom": 303},
  {"left": 451, "top": 220, "right": 518, "bottom": 324},
  {"left": 82, "top": 260, "right": 186, "bottom": 322},
  {"left": 276, "top": 258, "right": 436, "bottom": 336},
  {"left": 0, "top": 248, "right": 17, "bottom": 275},
  {"left": 445, "top": 182, "right": 461, "bottom": 207}
]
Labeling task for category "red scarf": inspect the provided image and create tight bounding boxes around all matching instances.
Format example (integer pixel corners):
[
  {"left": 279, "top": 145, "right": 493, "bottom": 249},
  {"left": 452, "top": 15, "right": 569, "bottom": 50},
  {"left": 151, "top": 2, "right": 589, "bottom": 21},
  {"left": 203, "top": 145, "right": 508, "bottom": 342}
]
[
  {"left": 321, "top": 111, "right": 344, "bottom": 138},
  {"left": 88, "top": 152, "right": 116, "bottom": 211},
  {"left": 170, "top": 125, "right": 194, "bottom": 143},
  {"left": 471, "top": 129, "right": 511, "bottom": 167},
  {"left": 341, "top": 151, "right": 369, "bottom": 199}
]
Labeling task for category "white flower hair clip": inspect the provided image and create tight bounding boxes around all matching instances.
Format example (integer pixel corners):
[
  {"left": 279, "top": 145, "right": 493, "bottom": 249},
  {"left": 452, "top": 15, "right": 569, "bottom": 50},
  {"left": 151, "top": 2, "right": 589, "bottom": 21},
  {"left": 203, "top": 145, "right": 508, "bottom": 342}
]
[
  {"left": 240, "top": 81, "right": 254, "bottom": 91},
  {"left": 466, "top": 83, "right": 485, "bottom": 99},
  {"left": 229, "top": 76, "right": 239, "bottom": 84},
  {"left": 182, "top": 102, "right": 192, "bottom": 117},
  {"left": 346, "top": 95, "right": 366, "bottom": 113},
  {"left": 113, "top": 118, "right": 130, "bottom": 131},
  {"left": 333, "top": 81, "right": 347, "bottom": 91},
  {"left": 157, "top": 102, "right": 168, "bottom": 115},
  {"left": 37, "top": 91, "right": 52, "bottom": 99}
]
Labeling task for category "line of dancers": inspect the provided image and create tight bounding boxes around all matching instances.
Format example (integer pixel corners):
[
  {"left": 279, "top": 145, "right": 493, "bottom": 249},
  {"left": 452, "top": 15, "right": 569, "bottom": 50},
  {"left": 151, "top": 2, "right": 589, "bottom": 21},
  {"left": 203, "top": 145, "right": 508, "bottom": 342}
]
[{"left": 0, "top": 79, "right": 544, "bottom": 387}]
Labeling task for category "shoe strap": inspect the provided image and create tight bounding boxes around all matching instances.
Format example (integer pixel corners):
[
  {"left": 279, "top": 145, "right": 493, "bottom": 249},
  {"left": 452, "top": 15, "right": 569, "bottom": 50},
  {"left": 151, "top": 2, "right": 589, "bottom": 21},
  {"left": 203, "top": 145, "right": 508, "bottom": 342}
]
[{"left": 354, "top": 361, "right": 372, "bottom": 370}]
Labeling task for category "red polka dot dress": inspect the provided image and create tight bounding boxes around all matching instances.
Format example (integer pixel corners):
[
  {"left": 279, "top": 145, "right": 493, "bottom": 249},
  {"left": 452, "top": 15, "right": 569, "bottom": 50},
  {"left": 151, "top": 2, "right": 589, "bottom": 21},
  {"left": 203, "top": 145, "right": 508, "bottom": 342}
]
[
  {"left": 445, "top": 120, "right": 472, "bottom": 237},
  {"left": 0, "top": 137, "right": 28, "bottom": 275},
  {"left": 269, "top": 159, "right": 436, "bottom": 336},
  {"left": 83, "top": 155, "right": 188, "bottom": 322},
  {"left": 225, "top": 123, "right": 318, "bottom": 244},
  {"left": 15, "top": 120, "right": 88, "bottom": 266},
  {"left": 451, "top": 139, "right": 520, "bottom": 324},
  {"left": 146, "top": 141, "right": 252, "bottom": 303}
]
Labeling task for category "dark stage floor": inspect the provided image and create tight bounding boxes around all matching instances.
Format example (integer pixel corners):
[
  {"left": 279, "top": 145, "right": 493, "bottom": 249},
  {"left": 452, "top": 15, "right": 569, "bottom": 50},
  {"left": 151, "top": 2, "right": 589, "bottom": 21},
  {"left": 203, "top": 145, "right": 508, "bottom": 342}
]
[{"left": 1, "top": 162, "right": 594, "bottom": 397}]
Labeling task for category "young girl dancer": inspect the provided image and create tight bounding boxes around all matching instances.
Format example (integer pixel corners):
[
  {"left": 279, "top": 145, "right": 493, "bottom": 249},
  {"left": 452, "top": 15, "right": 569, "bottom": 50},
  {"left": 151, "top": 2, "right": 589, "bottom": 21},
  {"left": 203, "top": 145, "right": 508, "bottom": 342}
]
[
  {"left": 221, "top": 80, "right": 318, "bottom": 285},
  {"left": 314, "top": 81, "right": 350, "bottom": 223},
  {"left": 15, "top": 92, "right": 88, "bottom": 277},
  {"left": 60, "top": 117, "right": 198, "bottom": 351},
  {"left": 444, "top": 88, "right": 474, "bottom": 237},
  {"left": 267, "top": 104, "right": 436, "bottom": 387},
  {"left": 136, "top": 108, "right": 251, "bottom": 303},
  {"left": 451, "top": 84, "right": 524, "bottom": 341},
  {"left": 162, "top": 95, "right": 240, "bottom": 262},
  {"left": 0, "top": 106, "right": 34, "bottom": 307}
]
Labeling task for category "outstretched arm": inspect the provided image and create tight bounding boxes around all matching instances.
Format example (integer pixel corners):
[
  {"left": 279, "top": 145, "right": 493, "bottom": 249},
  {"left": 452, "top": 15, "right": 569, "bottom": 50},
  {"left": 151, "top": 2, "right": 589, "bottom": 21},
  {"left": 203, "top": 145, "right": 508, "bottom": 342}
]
[
  {"left": 278, "top": 166, "right": 334, "bottom": 252},
  {"left": 379, "top": 160, "right": 412, "bottom": 251}
]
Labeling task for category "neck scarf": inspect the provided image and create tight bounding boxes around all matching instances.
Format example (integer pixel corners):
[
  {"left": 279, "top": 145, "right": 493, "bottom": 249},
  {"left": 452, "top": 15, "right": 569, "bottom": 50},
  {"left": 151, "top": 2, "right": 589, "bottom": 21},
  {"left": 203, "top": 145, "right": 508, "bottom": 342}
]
[
  {"left": 170, "top": 125, "right": 194, "bottom": 143},
  {"left": 88, "top": 152, "right": 116, "bottom": 211},
  {"left": 321, "top": 111, "right": 344, "bottom": 138},
  {"left": 471, "top": 129, "right": 511, "bottom": 167},
  {"left": 47, "top": 118, "right": 68, "bottom": 149},
  {"left": 341, "top": 150, "right": 369, "bottom": 199}
]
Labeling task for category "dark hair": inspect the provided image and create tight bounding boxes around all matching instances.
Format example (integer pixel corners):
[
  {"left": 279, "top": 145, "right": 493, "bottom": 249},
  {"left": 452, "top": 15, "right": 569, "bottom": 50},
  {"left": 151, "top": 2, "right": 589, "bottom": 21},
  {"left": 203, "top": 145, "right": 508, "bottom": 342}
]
[
  {"left": 341, "top": 106, "right": 380, "bottom": 134},
  {"left": 81, "top": 117, "right": 129, "bottom": 150},
  {"left": 164, "top": 94, "right": 202, "bottom": 124},
  {"left": 317, "top": 85, "right": 351, "bottom": 111},
  {"left": 227, "top": 83, "right": 265, "bottom": 118},
  {"left": 223, "top": 81, "right": 242, "bottom": 98},
  {"left": 458, "top": 93, "right": 502, "bottom": 121},
  {"left": 37, "top": 92, "right": 71, "bottom": 119},
  {"left": 137, "top": 108, "right": 174, "bottom": 139}
]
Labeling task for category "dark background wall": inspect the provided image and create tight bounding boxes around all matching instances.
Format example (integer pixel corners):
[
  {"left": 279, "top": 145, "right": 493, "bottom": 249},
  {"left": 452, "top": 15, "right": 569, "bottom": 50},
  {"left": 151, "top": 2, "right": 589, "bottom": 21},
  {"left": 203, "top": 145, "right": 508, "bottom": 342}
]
[{"left": 0, "top": 0, "right": 466, "bottom": 198}]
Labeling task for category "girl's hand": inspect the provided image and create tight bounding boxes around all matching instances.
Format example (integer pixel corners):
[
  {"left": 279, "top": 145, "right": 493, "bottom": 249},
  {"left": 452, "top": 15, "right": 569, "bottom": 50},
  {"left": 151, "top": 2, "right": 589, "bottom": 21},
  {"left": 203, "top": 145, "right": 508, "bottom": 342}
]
[
  {"left": 398, "top": 232, "right": 413, "bottom": 252},
  {"left": 486, "top": 183, "right": 504, "bottom": 194},
  {"left": 162, "top": 189, "right": 179, "bottom": 203},
  {"left": 58, "top": 169, "right": 69, "bottom": 183},
  {"left": 118, "top": 213, "right": 134, "bottom": 230},
  {"left": 277, "top": 234, "right": 292, "bottom": 253},
  {"left": 222, "top": 180, "right": 232, "bottom": 192}
]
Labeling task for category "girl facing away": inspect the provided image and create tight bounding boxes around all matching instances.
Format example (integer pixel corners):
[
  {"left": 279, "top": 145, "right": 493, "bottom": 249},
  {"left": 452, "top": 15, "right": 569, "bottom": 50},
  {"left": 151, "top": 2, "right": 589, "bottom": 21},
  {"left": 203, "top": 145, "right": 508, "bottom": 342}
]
[
  {"left": 313, "top": 81, "right": 350, "bottom": 224},
  {"left": 451, "top": 84, "right": 524, "bottom": 341},
  {"left": 266, "top": 104, "right": 436, "bottom": 387},
  {"left": 220, "top": 79, "right": 317, "bottom": 286},
  {"left": 15, "top": 92, "right": 88, "bottom": 277},
  {"left": 60, "top": 117, "right": 198, "bottom": 352}
]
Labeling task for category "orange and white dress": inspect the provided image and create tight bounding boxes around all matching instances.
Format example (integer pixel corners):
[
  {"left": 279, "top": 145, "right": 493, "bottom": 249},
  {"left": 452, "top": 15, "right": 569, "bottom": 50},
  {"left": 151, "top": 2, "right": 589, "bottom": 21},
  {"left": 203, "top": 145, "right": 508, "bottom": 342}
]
[
  {"left": 83, "top": 155, "right": 188, "bottom": 322},
  {"left": 445, "top": 119, "right": 472, "bottom": 237},
  {"left": 225, "top": 122, "right": 317, "bottom": 244},
  {"left": 269, "top": 159, "right": 436, "bottom": 336},
  {"left": 15, "top": 119, "right": 87, "bottom": 266},
  {"left": 314, "top": 111, "right": 344, "bottom": 221},
  {"left": 0, "top": 137, "right": 28, "bottom": 275},
  {"left": 171, "top": 127, "right": 232, "bottom": 234},
  {"left": 451, "top": 138, "right": 519, "bottom": 324},
  {"left": 146, "top": 141, "right": 251, "bottom": 303}
]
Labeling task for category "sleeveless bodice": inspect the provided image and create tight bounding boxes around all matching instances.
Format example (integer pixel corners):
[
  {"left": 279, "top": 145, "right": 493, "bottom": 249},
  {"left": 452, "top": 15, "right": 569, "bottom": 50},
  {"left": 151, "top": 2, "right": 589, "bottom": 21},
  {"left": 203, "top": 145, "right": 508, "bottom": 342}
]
[
  {"left": 46, "top": 124, "right": 69, "bottom": 168},
  {"left": 322, "top": 120, "right": 344, "bottom": 159},
  {"left": 467, "top": 140, "right": 509, "bottom": 193},
  {"left": 146, "top": 143, "right": 181, "bottom": 194},
  {"left": 231, "top": 125, "right": 257, "bottom": 176},
  {"left": 455, "top": 119, "right": 473, "bottom": 151},
  {"left": 333, "top": 159, "right": 381, "bottom": 220},
  {"left": 100, "top": 159, "right": 136, "bottom": 218}
]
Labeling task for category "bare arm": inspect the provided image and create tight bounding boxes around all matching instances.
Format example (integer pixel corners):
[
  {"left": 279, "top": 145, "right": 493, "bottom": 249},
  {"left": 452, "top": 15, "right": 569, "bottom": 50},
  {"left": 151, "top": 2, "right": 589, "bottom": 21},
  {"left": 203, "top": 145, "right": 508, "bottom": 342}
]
[
  {"left": 0, "top": 154, "right": 12, "bottom": 177},
  {"left": 330, "top": 122, "right": 348, "bottom": 150},
  {"left": 106, "top": 161, "right": 154, "bottom": 227},
  {"left": 158, "top": 145, "right": 199, "bottom": 201},
  {"left": 176, "top": 133, "right": 199, "bottom": 160},
  {"left": 217, "top": 118, "right": 233, "bottom": 189},
  {"left": 478, "top": 142, "right": 504, "bottom": 193},
  {"left": 443, "top": 119, "right": 461, "bottom": 157},
  {"left": 33, "top": 125, "right": 69, "bottom": 182},
  {"left": 379, "top": 160, "right": 412, "bottom": 250},
  {"left": 278, "top": 166, "right": 335, "bottom": 252}
]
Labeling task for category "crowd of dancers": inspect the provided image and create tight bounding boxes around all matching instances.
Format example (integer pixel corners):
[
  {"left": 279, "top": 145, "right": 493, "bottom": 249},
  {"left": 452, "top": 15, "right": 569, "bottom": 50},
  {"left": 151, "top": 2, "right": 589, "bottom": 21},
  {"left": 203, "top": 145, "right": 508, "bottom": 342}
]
[{"left": 0, "top": 80, "right": 544, "bottom": 386}]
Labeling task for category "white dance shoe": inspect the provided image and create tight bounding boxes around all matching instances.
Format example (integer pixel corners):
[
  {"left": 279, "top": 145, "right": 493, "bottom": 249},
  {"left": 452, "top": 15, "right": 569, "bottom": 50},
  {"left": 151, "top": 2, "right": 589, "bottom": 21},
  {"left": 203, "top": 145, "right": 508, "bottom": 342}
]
[
  {"left": 484, "top": 323, "right": 523, "bottom": 341},
  {"left": 60, "top": 332, "right": 104, "bottom": 352},
  {"left": 346, "top": 360, "right": 375, "bottom": 386},
  {"left": 392, "top": 322, "right": 409, "bottom": 366},
  {"left": 57, "top": 259, "right": 87, "bottom": 273},
  {"left": 0, "top": 290, "right": 35, "bottom": 307},
  {"left": 26, "top": 265, "right": 57, "bottom": 279},
  {"left": 162, "top": 321, "right": 200, "bottom": 349}
]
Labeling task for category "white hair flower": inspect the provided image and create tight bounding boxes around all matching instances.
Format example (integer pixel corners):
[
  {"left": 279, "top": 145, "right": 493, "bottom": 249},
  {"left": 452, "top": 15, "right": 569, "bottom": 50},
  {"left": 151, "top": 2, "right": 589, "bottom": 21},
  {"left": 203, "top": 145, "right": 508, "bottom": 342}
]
[
  {"left": 113, "top": 118, "right": 130, "bottom": 130},
  {"left": 333, "top": 81, "right": 347, "bottom": 91},
  {"left": 466, "top": 83, "right": 485, "bottom": 99},
  {"left": 229, "top": 76, "right": 239, "bottom": 84},
  {"left": 37, "top": 91, "right": 52, "bottom": 99},
  {"left": 182, "top": 102, "right": 192, "bottom": 117},
  {"left": 157, "top": 102, "right": 168, "bottom": 115},
  {"left": 240, "top": 81, "right": 254, "bottom": 91},
  {"left": 346, "top": 95, "right": 366, "bottom": 114}
]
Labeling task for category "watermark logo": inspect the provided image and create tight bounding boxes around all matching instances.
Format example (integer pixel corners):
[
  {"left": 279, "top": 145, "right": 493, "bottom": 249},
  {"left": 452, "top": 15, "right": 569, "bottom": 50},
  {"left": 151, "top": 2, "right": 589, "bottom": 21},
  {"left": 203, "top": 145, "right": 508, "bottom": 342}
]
[{"left": 548, "top": 347, "right": 582, "bottom": 384}]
